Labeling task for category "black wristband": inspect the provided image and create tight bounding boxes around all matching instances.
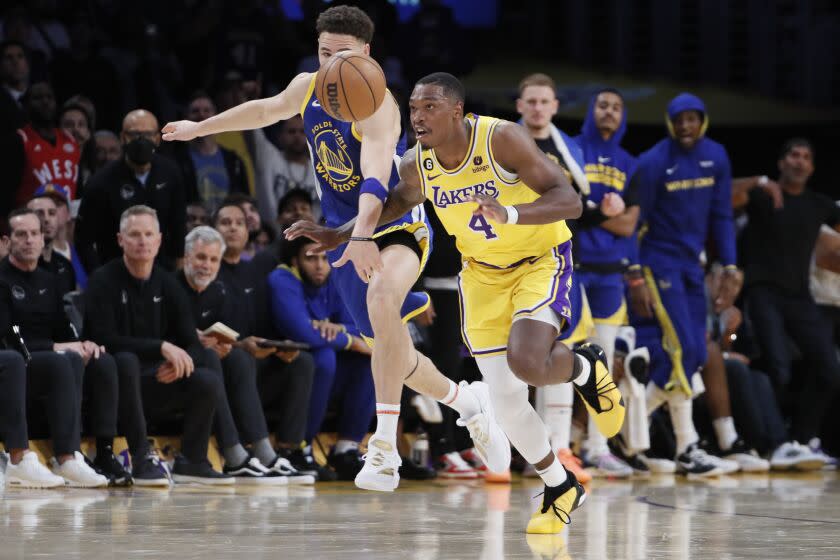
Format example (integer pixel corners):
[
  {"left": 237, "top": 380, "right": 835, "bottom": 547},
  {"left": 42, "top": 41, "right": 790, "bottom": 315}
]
[{"left": 349, "top": 236, "right": 375, "bottom": 242}]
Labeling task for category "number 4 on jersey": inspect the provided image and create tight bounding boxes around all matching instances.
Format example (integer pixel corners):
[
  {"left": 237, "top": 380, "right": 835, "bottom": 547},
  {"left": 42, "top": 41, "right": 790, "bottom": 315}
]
[{"left": 469, "top": 214, "right": 498, "bottom": 240}]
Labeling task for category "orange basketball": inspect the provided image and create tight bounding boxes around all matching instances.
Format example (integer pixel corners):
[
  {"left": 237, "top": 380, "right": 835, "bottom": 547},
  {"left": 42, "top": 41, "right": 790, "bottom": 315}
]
[{"left": 314, "top": 51, "right": 387, "bottom": 122}]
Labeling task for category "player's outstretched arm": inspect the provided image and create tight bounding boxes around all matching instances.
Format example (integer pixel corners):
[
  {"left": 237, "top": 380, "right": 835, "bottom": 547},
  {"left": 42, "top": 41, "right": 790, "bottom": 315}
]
[
  {"left": 284, "top": 147, "right": 426, "bottom": 250},
  {"left": 472, "top": 121, "right": 582, "bottom": 225},
  {"left": 161, "top": 73, "right": 313, "bottom": 141}
]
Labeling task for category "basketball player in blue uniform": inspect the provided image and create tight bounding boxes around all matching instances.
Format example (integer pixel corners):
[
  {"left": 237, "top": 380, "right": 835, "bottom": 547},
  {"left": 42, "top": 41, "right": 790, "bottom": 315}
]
[{"left": 162, "top": 5, "right": 509, "bottom": 492}]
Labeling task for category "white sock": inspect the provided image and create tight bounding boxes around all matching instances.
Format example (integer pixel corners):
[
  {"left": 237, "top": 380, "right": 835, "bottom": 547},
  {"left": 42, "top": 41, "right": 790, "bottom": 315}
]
[
  {"left": 572, "top": 354, "right": 591, "bottom": 386},
  {"left": 439, "top": 379, "right": 481, "bottom": 418},
  {"left": 584, "top": 415, "right": 609, "bottom": 456},
  {"left": 668, "top": 395, "right": 699, "bottom": 455},
  {"left": 536, "top": 456, "right": 569, "bottom": 487},
  {"left": 646, "top": 383, "right": 668, "bottom": 415},
  {"left": 542, "top": 384, "right": 574, "bottom": 451},
  {"left": 373, "top": 404, "right": 400, "bottom": 446},
  {"left": 713, "top": 417, "right": 738, "bottom": 451},
  {"left": 334, "top": 439, "right": 359, "bottom": 455}
]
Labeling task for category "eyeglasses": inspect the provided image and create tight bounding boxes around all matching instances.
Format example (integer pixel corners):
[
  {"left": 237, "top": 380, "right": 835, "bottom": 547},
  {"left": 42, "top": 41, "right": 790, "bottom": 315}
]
[{"left": 123, "top": 130, "right": 158, "bottom": 141}]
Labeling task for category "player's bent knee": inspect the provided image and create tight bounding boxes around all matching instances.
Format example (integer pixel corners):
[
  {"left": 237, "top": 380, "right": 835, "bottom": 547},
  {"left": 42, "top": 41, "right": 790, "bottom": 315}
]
[{"left": 506, "top": 350, "right": 544, "bottom": 386}]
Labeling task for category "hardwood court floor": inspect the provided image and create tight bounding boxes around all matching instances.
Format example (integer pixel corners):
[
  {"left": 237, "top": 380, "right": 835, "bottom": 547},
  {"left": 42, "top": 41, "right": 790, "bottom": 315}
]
[{"left": 1, "top": 472, "right": 839, "bottom": 559}]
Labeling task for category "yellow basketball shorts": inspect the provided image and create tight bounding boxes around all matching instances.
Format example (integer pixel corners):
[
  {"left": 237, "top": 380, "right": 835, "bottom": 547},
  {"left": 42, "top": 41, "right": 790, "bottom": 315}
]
[{"left": 457, "top": 242, "right": 574, "bottom": 357}]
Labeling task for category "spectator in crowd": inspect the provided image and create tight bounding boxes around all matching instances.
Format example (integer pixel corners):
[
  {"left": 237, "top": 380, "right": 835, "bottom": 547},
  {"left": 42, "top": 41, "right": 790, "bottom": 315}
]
[
  {"left": 186, "top": 201, "right": 210, "bottom": 232},
  {"left": 250, "top": 188, "right": 315, "bottom": 281},
  {"left": 223, "top": 192, "right": 261, "bottom": 258},
  {"left": 708, "top": 297, "right": 820, "bottom": 468},
  {"left": 211, "top": 201, "right": 318, "bottom": 478},
  {"left": 76, "top": 109, "right": 186, "bottom": 271},
  {"left": 0, "top": 208, "right": 110, "bottom": 488},
  {"left": 93, "top": 129, "right": 122, "bottom": 171},
  {"left": 0, "top": 350, "right": 66, "bottom": 488},
  {"left": 26, "top": 191, "right": 75, "bottom": 294},
  {"left": 179, "top": 225, "right": 314, "bottom": 484},
  {"left": 732, "top": 139, "right": 840, "bottom": 459},
  {"left": 59, "top": 101, "right": 96, "bottom": 191},
  {"left": 169, "top": 92, "right": 248, "bottom": 208},
  {"left": 252, "top": 223, "right": 275, "bottom": 254},
  {"left": 626, "top": 93, "right": 741, "bottom": 478},
  {"left": 29, "top": 184, "right": 87, "bottom": 290},
  {"left": 257, "top": 115, "right": 320, "bottom": 223},
  {"left": 84, "top": 205, "right": 233, "bottom": 484},
  {"left": 269, "top": 236, "right": 374, "bottom": 480},
  {"left": 0, "top": 39, "right": 28, "bottom": 127},
  {"left": 13, "top": 81, "right": 81, "bottom": 206}
]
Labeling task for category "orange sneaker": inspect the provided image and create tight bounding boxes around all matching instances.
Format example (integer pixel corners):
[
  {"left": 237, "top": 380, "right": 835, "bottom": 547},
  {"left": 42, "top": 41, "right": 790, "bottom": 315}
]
[{"left": 557, "top": 448, "right": 592, "bottom": 484}]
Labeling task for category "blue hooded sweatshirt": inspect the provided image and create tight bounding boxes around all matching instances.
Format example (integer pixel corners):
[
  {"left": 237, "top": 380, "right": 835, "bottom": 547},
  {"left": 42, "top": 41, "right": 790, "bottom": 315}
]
[
  {"left": 629, "top": 93, "right": 735, "bottom": 267},
  {"left": 574, "top": 89, "right": 637, "bottom": 266}
]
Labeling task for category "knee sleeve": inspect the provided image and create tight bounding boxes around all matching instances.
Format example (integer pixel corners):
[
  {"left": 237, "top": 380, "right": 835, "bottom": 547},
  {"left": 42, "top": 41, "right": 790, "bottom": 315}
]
[
  {"left": 477, "top": 356, "right": 551, "bottom": 464},
  {"left": 593, "top": 323, "right": 619, "bottom": 371}
]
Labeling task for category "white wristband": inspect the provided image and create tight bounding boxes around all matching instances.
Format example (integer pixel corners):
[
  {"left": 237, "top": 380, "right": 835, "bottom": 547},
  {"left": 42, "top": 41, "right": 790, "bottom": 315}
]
[
  {"left": 505, "top": 205, "right": 519, "bottom": 224},
  {"left": 757, "top": 175, "right": 769, "bottom": 187}
]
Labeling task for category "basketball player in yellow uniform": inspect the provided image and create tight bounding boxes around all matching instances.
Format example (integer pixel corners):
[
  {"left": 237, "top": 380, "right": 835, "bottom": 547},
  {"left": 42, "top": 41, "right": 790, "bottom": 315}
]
[{"left": 296, "top": 72, "right": 625, "bottom": 532}]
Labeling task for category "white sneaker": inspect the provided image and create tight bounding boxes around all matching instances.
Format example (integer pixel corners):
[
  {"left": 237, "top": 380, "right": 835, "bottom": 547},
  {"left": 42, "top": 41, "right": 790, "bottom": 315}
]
[
  {"left": 637, "top": 454, "right": 677, "bottom": 474},
  {"left": 583, "top": 450, "right": 633, "bottom": 478},
  {"left": 770, "top": 441, "right": 827, "bottom": 471},
  {"left": 704, "top": 453, "right": 740, "bottom": 475},
  {"left": 51, "top": 452, "right": 109, "bottom": 488},
  {"left": 5, "top": 452, "right": 65, "bottom": 488},
  {"left": 456, "top": 381, "right": 511, "bottom": 473},
  {"left": 721, "top": 439, "right": 770, "bottom": 473},
  {"left": 354, "top": 439, "right": 402, "bottom": 492}
]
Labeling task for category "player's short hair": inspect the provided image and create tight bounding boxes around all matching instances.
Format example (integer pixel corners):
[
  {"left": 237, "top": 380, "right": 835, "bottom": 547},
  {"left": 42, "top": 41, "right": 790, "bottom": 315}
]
[
  {"left": 416, "top": 72, "right": 465, "bottom": 104},
  {"left": 518, "top": 73, "right": 556, "bottom": 96},
  {"left": 119, "top": 205, "right": 159, "bottom": 233},
  {"left": 185, "top": 225, "right": 226, "bottom": 256},
  {"left": 7, "top": 208, "right": 41, "bottom": 234},
  {"left": 316, "top": 5, "right": 374, "bottom": 44},
  {"left": 281, "top": 236, "right": 318, "bottom": 267},
  {"left": 779, "top": 137, "right": 814, "bottom": 160},
  {"left": 277, "top": 188, "right": 313, "bottom": 217}
]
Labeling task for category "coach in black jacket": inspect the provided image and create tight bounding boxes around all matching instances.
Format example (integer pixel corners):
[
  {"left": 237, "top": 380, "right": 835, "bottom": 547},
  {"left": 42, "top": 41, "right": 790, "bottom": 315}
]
[
  {"left": 83, "top": 204, "right": 232, "bottom": 484},
  {"left": 75, "top": 109, "right": 186, "bottom": 272}
]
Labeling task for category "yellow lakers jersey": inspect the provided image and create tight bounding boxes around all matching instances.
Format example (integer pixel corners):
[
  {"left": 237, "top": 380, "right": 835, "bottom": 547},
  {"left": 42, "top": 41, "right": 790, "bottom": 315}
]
[{"left": 417, "top": 115, "right": 572, "bottom": 268}]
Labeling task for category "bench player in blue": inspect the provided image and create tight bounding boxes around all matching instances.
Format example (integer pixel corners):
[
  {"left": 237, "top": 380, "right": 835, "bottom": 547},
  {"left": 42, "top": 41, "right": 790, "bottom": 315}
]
[{"left": 162, "top": 5, "right": 509, "bottom": 492}]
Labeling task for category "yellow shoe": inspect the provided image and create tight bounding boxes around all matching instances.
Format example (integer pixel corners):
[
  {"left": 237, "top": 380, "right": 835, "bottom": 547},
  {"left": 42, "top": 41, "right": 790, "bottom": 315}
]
[
  {"left": 525, "top": 533, "right": 572, "bottom": 560},
  {"left": 573, "top": 343, "right": 625, "bottom": 438},
  {"left": 526, "top": 470, "right": 586, "bottom": 534}
]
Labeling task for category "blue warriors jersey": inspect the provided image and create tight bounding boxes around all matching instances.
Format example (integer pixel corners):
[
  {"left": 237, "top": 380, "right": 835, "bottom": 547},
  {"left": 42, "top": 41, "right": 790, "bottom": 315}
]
[{"left": 299, "top": 74, "right": 423, "bottom": 232}]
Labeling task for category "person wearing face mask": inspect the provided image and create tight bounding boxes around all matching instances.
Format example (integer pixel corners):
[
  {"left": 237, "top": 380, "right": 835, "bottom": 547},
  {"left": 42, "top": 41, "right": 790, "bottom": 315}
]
[{"left": 75, "top": 109, "right": 186, "bottom": 272}]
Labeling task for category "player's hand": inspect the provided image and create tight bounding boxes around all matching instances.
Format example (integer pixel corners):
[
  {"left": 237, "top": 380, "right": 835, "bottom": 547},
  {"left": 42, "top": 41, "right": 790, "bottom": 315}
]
[
  {"left": 54, "top": 341, "right": 93, "bottom": 364},
  {"left": 197, "top": 330, "right": 217, "bottom": 350},
  {"left": 714, "top": 268, "right": 743, "bottom": 313},
  {"left": 312, "top": 320, "right": 343, "bottom": 342},
  {"left": 349, "top": 335, "right": 373, "bottom": 356},
  {"left": 628, "top": 281, "right": 654, "bottom": 319},
  {"left": 276, "top": 349, "right": 300, "bottom": 363},
  {"left": 469, "top": 193, "right": 508, "bottom": 224},
  {"left": 161, "top": 120, "right": 201, "bottom": 142},
  {"left": 81, "top": 340, "right": 105, "bottom": 361},
  {"left": 160, "top": 341, "right": 194, "bottom": 378},
  {"left": 332, "top": 240, "right": 383, "bottom": 283},
  {"left": 760, "top": 179, "right": 783, "bottom": 209},
  {"left": 238, "top": 336, "right": 277, "bottom": 359},
  {"left": 284, "top": 221, "right": 344, "bottom": 252},
  {"left": 600, "top": 193, "right": 625, "bottom": 217}
]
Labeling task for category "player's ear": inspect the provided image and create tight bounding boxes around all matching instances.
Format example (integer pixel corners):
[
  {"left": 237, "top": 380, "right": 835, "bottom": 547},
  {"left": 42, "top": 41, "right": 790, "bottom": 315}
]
[
  {"left": 363, "top": 43, "right": 371, "bottom": 56},
  {"left": 515, "top": 98, "right": 524, "bottom": 115}
]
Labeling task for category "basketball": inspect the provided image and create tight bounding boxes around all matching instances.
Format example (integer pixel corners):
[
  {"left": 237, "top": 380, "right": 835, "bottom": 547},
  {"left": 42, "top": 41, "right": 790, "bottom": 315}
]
[{"left": 314, "top": 51, "right": 387, "bottom": 122}]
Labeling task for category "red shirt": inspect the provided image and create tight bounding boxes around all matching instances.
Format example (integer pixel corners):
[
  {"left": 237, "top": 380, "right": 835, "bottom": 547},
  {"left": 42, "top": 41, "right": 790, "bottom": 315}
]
[{"left": 16, "top": 125, "right": 80, "bottom": 205}]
